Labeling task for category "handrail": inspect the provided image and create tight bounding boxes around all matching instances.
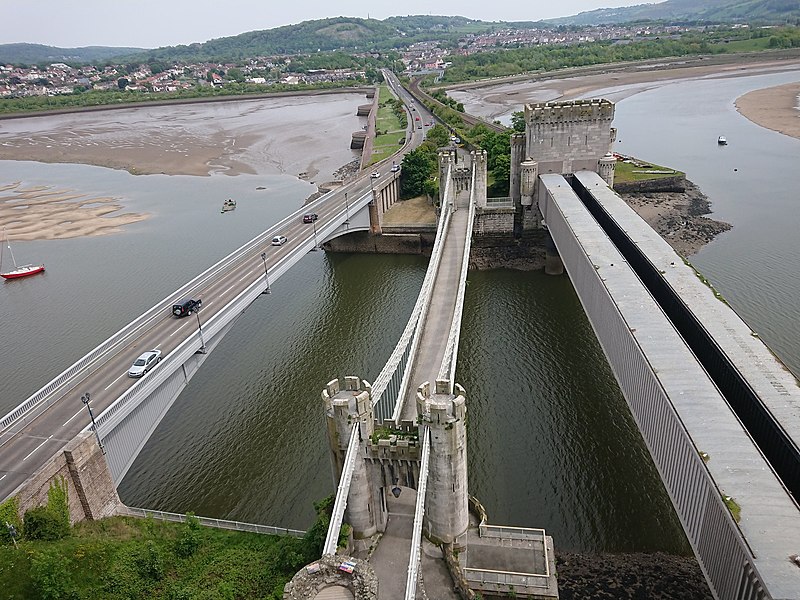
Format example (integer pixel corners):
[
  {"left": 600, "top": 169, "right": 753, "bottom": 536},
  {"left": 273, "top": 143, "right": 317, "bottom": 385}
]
[
  {"left": 404, "top": 426, "right": 430, "bottom": 600},
  {"left": 323, "top": 424, "right": 360, "bottom": 555},
  {"left": 122, "top": 506, "right": 305, "bottom": 538}
]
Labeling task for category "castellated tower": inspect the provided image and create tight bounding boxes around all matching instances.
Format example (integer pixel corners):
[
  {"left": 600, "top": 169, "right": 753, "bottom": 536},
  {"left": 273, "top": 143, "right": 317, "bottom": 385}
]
[
  {"left": 323, "top": 377, "right": 377, "bottom": 538},
  {"left": 438, "top": 148, "right": 456, "bottom": 207},
  {"left": 509, "top": 133, "right": 526, "bottom": 204},
  {"left": 471, "top": 149, "right": 488, "bottom": 209},
  {"left": 416, "top": 379, "right": 469, "bottom": 545},
  {"left": 524, "top": 98, "right": 615, "bottom": 176}
]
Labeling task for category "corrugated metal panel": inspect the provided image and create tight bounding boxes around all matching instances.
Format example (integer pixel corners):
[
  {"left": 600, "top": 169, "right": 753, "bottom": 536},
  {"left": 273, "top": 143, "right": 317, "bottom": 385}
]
[{"left": 540, "top": 174, "right": 800, "bottom": 599}]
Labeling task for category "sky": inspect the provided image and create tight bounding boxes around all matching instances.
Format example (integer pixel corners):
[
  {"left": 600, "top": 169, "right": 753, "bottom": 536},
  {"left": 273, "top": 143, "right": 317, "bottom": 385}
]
[{"left": 1, "top": 0, "right": 653, "bottom": 49}]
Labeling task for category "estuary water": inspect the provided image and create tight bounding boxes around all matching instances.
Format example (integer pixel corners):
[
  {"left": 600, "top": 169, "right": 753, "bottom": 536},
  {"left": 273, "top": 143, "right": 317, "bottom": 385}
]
[{"left": 3, "top": 70, "right": 798, "bottom": 554}]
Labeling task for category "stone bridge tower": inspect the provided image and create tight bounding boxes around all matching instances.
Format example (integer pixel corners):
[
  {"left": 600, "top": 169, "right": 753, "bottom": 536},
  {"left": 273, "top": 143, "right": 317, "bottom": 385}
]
[{"left": 323, "top": 377, "right": 469, "bottom": 545}]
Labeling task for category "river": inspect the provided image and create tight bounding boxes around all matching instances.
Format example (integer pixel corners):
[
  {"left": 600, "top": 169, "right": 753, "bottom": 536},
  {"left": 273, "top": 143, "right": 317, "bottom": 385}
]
[{"left": 2, "top": 69, "right": 798, "bottom": 554}]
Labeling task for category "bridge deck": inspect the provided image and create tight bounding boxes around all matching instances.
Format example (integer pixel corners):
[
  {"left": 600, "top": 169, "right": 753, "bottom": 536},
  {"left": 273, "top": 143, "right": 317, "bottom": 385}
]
[
  {"left": 400, "top": 194, "right": 471, "bottom": 423},
  {"left": 541, "top": 172, "right": 800, "bottom": 598}
]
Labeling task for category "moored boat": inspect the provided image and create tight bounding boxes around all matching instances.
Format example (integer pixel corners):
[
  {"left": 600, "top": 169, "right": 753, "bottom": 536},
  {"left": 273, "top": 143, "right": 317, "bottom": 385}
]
[
  {"left": 221, "top": 198, "right": 237, "bottom": 213},
  {"left": 1, "top": 228, "right": 45, "bottom": 280},
  {"left": 718, "top": 135, "right": 728, "bottom": 145}
]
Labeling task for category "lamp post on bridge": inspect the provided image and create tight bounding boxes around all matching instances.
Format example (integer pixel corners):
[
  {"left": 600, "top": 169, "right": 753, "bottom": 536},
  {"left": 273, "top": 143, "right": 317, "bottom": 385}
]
[
  {"left": 311, "top": 219, "right": 319, "bottom": 252},
  {"left": 81, "top": 392, "right": 105, "bottom": 455},
  {"left": 194, "top": 304, "right": 207, "bottom": 354},
  {"left": 260, "top": 252, "right": 271, "bottom": 294},
  {"left": 344, "top": 191, "right": 349, "bottom": 228}
]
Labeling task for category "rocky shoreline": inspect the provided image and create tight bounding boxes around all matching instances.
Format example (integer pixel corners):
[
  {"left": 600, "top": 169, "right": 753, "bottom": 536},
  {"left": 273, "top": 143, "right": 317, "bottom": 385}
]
[
  {"left": 466, "top": 177, "right": 730, "bottom": 271},
  {"left": 556, "top": 552, "right": 713, "bottom": 599}
]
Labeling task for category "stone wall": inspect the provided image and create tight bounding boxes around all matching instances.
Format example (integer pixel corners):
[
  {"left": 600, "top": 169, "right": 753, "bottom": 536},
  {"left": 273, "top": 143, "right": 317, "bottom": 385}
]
[
  {"left": 323, "top": 230, "right": 435, "bottom": 255},
  {"left": 614, "top": 175, "right": 686, "bottom": 194},
  {"left": 12, "top": 432, "right": 122, "bottom": 523},
  {"left": 474, "top": 207, "right": 515, "bottom": 235},
  {"left": 525, "top": 99, "right": 615, "bottom": 175}
]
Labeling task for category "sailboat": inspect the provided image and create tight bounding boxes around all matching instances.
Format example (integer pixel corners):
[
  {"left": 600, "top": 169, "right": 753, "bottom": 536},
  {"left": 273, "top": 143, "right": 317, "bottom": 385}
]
[{"left": 1, "top": 228, "right": 45, "bottom": 279}]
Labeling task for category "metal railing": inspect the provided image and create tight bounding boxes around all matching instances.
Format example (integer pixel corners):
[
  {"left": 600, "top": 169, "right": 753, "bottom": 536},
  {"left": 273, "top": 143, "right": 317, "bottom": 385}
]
[
  {"left": 404, "top": 426, "right": 430, "bottom": 600},
  {"left": 323, "top": 424, "right": 361, "bottom": 555},
  {"left": 485, "top": 196, "right": 514, "bottom": 208},
  {"left": 123, "top": 506, "right": 305, "bottom": 538}
]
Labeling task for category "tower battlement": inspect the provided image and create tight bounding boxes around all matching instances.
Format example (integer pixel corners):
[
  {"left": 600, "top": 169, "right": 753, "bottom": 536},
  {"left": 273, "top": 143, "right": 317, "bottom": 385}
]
[{"left": 525, "top": 98, "right": 615, "bottom": 125}]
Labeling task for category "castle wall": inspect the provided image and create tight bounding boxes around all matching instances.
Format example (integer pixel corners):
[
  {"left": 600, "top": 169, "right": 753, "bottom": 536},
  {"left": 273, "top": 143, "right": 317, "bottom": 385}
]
[{"left": 525, "top": 99, "right": 615, "bottom": 176}]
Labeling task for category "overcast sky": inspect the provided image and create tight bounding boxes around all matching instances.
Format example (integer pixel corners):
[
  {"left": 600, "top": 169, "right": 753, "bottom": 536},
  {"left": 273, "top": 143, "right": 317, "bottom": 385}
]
[{"left": 1, "top": 0, "right": 653, "bottom": 49}]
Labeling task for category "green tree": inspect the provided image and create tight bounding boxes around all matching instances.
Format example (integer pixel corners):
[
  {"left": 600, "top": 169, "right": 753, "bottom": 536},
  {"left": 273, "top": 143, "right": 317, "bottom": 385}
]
[
  {"left": 511, "top": 111, "right": 526, "bottom": 133},
  {"left": 400, "top": 147, "right": 437, "bottom": 199}
]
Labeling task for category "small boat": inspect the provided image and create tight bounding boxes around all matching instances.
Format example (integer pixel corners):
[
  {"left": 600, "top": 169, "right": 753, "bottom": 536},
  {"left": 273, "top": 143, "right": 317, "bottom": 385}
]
[
  {"left": 1, "top": 228, "right": 45, "bottom": 280},
  {"left": 717, "top": 136, "right": 728, "bottom": 145},
  {"left": 221, "top": 198, "right": 237, "bottom": 213}
]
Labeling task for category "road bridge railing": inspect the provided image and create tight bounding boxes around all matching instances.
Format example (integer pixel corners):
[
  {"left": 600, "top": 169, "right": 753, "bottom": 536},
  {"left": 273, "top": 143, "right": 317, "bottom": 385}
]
[
  {"left": 89, "top": 190, "right": 376, "bottom": 472},
  {"left": 2, "top": 183, "right": 371, "bottom": 448},
  {"left": 371, "top": 165, "right": 454, "bottom": 423}
]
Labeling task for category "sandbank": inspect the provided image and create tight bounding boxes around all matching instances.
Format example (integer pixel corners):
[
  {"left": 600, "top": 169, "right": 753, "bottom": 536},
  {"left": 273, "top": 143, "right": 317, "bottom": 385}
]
[
  {"left": 735, "top": 82, "right": 800, "bottom": 140},
  {"left": 0, "top": 182, "right": 147, "bottom": 240}
]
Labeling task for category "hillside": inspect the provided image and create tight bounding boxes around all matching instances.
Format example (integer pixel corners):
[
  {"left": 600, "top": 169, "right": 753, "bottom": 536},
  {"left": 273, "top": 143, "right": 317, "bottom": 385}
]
[
  {"left": 125, "top": 15, "right": 501, "bottom": 63},
  {"left": 0, "top": 43, "right": 144, "bottom": 65},
  {"left": 547, "top": 0, "right": 800, "bottom": 26}
]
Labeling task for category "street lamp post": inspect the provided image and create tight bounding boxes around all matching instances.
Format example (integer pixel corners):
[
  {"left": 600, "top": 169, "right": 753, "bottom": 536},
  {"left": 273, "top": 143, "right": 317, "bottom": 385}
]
[
  {"left": 260, "top": 252, "right": 271, "bottom": 294},
  {"left": 194, "top": 304, "right": 207, "bottom": 354},
  {"left": 81, "top": 392, "right": 105, "bottom": 454},
  {"left": 311, "top": 219, "right": 319, "bottom": 251},
  {"left": 344, "top": 192, "right": 350, "bottom": 227}
]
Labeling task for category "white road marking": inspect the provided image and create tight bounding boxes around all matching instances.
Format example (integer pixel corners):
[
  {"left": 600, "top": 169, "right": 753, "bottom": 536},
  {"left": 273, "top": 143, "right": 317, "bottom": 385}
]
[
  {"left": 104, "top": 372, "right": 126, "bottom": 390},
  {"left": 23, "top": 435, "right": 53, "bottom": 462},
  {"left": 62, "top": 408, "right": 84, "bottom": 427},
  {"left": 0, "top": 474, "right": 6, "bottom": 482},
  {"left": 170, "top": 324, "right": 185, "bottom": 337}
]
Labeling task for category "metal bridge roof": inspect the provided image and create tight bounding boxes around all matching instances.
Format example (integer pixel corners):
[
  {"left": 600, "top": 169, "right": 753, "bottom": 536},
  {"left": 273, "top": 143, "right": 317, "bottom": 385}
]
[{"left": 541, "top": 172, "right": 800, "bottom": 596}]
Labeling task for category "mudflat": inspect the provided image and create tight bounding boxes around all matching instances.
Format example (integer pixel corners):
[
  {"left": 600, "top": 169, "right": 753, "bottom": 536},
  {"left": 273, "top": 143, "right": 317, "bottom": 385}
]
[{"left": 0, "top": 92, "right": 367, "bottom": 239}]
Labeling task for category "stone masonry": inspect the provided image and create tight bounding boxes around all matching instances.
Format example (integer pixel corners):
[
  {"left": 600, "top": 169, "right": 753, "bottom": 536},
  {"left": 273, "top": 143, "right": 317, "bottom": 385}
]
[{"left": 11, "top": 431, "right": 122, "bottom": 523}]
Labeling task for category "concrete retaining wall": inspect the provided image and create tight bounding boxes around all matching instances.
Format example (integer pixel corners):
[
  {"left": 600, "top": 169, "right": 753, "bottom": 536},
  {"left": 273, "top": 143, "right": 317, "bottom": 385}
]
[{"left": 12, "top": 432, "right": 122, "bottom": 523}]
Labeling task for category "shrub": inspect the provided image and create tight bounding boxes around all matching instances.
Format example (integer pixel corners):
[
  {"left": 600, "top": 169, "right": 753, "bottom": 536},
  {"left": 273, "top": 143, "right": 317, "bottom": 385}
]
[
  {"left": 24, "top": 505, "right": 70, "bottom": 541},
  {"left": 136, "top": 540, "right": 165, "bottom": 580},
  {"left": 174, "top": 514, "right": 202, "bottom": 558}
]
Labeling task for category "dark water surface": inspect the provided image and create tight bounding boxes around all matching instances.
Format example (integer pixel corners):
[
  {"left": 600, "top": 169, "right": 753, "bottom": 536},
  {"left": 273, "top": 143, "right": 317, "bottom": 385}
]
[{"left": 5, "top": 73, "right": 797, "bottom": 552}]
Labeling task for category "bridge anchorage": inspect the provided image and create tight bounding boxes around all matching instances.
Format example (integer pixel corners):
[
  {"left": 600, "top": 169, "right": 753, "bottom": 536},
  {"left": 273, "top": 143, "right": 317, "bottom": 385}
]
[{"left": 282, "top": 376, "right": 557, "bottom": 600}]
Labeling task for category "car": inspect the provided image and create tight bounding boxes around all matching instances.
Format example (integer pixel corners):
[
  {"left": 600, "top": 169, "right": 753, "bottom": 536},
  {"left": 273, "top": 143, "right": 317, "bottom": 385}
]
[
  {"left": 128, "top": 349, "right": 162, "bottom": 378},
  {"left": 391, "top": 163, "right": 400, "bottom": 173},
  {"left": 302, "top": 213, "right": 318, "bottom": 223},
  {"left": 415, "top": 116, "right": 420, "bottom": 121},
  {"left": 271, "top": 235, "right": 288, "bottom": 246},
  {"left": 370, "top": 171, "right": 380, "bottom": 179},
  {"left": 418, "top": 125, "right": 422, "bottom": 129},
  {"left": 172, "top": 298, "right": 201, "bottom": 318}
]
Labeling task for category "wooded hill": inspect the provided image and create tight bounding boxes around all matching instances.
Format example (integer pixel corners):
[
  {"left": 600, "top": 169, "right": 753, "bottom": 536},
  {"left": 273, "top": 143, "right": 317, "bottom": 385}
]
[{"left": 547, "top": 0, "right": 800, "bottom": 26}]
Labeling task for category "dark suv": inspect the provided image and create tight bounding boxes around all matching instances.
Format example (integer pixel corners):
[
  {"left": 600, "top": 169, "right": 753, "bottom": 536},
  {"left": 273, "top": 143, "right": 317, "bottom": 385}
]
[
  {"left": 172, "top": 298, "right": 201, "bottom": 317},
  {"left": 303, "top": 213, "right": 318, "bottom": 223}
]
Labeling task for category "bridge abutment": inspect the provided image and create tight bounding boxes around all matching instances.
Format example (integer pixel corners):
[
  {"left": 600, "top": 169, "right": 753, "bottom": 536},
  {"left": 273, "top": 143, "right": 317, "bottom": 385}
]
[{"left": 11, "top": 432, "right": 121, "bottom": 523}]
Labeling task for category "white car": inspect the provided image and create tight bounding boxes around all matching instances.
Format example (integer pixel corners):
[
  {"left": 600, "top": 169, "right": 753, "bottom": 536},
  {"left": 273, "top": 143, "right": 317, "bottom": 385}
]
[
  {"left": 128, "top": 349, "right": 162, "bottom": 378},
  {"left": 391, "top": 163, "right": 400, "bottom": 173},
  {"left": 271, "top": 235, "right": 288, "bottom": 246},
  {"left": 370, "top": 171, "right": 380, "bottom": 179}
]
